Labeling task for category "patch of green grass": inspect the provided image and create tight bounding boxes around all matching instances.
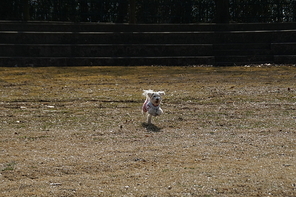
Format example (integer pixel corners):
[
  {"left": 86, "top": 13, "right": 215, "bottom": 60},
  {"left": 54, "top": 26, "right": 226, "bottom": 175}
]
[
  {"left": 2, "top": 162, "right": 16, "bottom": 172},
  {"left": 18, "top": 135, "right": 51, "bottom": 141}
]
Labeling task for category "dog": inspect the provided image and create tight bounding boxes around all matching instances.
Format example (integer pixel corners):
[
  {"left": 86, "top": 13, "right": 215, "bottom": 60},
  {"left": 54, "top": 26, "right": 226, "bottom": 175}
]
[{"left": 142, "top": 90, "right": 165, "bottom": 124}]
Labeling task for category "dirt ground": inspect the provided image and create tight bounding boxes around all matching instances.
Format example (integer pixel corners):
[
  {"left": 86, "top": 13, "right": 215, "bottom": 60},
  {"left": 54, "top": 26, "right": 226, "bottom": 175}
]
[{"left": 0, "top": 65, "right": 296, "bottom": 197}]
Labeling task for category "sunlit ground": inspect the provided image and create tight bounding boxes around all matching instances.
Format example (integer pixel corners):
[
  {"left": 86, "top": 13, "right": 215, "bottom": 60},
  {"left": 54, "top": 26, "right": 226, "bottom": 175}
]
[{"left": 1, "top": 65, "right": 296, "bottom": 196}]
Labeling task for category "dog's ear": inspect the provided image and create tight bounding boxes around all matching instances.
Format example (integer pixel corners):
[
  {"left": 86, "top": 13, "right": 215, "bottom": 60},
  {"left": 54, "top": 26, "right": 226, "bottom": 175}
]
[
  {"left": 158, "top": 91, "right": 165, "bottom": 96},
  {"left": 147, "top": 92, "right": 154, "bottom": 98}
]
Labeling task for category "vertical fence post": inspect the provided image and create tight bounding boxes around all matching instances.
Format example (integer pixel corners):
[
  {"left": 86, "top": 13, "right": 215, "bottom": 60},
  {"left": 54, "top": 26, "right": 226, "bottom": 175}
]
[
  {"left": 294, "top": 1, "right": 296, "bottom": 22},
  {"left": 214, "top": 0, "right": 230, "bottom": 23},
  {"left": 129, "top": 0, "right": 136, "bottom": 24},
  {"left": 22, "top": 0, "right": 30, "bottom": 21}
]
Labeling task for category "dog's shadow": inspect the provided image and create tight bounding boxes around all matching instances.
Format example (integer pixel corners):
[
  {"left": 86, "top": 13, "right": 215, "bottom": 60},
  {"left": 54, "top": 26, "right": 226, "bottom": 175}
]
[{"left": 142, "top": 123, "right": 162, "bottom": 132}]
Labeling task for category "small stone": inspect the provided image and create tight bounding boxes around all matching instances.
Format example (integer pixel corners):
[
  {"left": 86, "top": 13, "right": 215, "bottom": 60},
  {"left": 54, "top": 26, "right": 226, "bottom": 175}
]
[{"left": 50, "top": 183, "right": 62, "bottom": 186}]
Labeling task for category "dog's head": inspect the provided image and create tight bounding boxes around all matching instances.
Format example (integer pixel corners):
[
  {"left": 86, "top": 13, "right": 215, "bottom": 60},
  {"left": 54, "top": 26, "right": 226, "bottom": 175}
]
[{"left": 147, "top": 91, "right": 165, "bottom": 106}]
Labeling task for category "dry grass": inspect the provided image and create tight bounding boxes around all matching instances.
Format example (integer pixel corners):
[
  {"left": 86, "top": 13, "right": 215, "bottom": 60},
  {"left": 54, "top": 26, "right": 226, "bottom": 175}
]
[{"left": 0, "top": 65, "right": 296, "bottom": 197}]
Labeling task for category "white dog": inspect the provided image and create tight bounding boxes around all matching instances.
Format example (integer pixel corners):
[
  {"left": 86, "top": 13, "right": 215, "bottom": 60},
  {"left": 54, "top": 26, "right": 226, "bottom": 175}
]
[{"left": 142, "top": 90, "right": 165, "bottom": 124}]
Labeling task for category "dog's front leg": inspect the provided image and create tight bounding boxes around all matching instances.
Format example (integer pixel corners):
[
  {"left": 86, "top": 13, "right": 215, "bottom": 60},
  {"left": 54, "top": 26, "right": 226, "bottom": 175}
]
[
  {"left": 156, "top": 108, "right": 163, "bottom": 116},
  {"left": 147, "top": 114, "right": 152, "bottom": 124}
]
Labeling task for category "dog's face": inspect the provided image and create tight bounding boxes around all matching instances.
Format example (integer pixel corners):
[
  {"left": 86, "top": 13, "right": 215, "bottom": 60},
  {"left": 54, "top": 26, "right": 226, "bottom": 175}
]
[{"left": 148, "top": 91, "right": 164, "bottom": 106}]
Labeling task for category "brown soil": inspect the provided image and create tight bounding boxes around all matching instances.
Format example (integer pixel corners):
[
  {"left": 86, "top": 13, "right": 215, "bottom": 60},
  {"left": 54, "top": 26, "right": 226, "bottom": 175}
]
[{"left": 1, "top": 65, "right": 296, "bottom": 197}]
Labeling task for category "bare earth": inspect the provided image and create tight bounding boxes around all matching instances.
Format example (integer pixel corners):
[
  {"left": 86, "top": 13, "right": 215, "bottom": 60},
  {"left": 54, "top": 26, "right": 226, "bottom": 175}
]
[{"left": 0, "top": 65, "right": 295, "bottom": 197}]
